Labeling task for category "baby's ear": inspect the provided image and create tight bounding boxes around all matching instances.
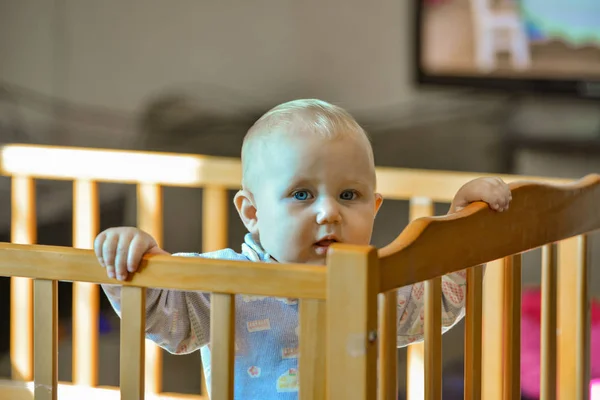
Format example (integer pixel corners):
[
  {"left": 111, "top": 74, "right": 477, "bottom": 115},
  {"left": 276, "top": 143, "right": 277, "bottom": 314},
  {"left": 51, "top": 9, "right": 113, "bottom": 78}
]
[
  {"left": 234, "top": 190, "right": 259, "bottom": 234},
  {"left": 374, "top": 193, "right": 383, "bottom": 216}
]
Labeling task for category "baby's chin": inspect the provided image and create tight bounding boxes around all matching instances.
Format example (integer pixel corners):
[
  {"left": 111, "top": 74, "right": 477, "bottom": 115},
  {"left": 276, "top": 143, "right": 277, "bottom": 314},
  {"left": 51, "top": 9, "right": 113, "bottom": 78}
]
[{"left": 271, "top": 254, "right": 327, "bottom": 266}]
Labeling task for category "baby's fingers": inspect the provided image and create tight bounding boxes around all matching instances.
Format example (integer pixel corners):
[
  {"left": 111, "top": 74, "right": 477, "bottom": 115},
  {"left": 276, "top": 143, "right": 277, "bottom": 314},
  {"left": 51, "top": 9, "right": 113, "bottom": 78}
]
[
  {"left": 94, "top": 231, "right": 106, "bottom": 267},
  {"left": 486, "top": 180, "right": 511, "bottom": 212},
  {"left": 127, "top": 235, "right": 150, "bottom": 274},
  {"left": 114, "top": 235, "right": 134, "bottom": 281},
  {"left": 502, "top": 185, "right": 513, "bottom": 209},
  {"left": 102, "top": 234, "right": 119, "bottom": 279}
]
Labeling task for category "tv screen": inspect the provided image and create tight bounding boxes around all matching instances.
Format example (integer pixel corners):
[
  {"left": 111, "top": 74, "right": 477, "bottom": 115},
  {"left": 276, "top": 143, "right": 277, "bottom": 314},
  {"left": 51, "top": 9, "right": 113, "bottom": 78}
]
[{"left": 415, "top": 0, "right": 600, "bottom": 98}]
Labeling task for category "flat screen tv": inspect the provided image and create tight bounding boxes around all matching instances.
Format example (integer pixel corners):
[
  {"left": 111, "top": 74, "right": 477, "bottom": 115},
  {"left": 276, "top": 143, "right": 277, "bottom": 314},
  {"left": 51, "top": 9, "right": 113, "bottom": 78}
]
[{"left": 414, "top": 0, "right": 600, "bottom": 99}]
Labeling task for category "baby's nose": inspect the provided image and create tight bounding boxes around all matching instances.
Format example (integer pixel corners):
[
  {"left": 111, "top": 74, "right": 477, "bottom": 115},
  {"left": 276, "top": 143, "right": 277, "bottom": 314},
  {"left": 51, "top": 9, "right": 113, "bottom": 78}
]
[{"left": 316, "top": 199, "right": 341, "bottom": 224}]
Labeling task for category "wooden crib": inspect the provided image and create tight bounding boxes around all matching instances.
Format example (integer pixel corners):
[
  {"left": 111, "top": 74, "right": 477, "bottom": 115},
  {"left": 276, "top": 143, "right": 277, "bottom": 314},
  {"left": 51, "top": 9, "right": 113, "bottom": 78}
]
[{"left": 0, "top": 143, "right": 597, "bottom": 400}]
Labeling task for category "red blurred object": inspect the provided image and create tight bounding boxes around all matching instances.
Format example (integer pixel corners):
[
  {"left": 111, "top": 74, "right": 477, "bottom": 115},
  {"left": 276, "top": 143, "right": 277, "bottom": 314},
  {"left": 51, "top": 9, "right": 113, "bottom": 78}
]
[{"left": 521, "top": 287, "right": 600, "bottom": 398}]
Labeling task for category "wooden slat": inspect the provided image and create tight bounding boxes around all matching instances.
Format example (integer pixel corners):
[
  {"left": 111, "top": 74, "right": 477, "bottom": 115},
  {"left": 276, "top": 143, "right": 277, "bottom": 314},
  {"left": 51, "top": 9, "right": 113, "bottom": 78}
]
[
  {"left": 120, "top": 286, "right": 146, "bottom": 400},
  {"left": 10, "top": 175, "right": 36, "bottom": 381},
  {"left": 558, "top": 237, "right": 577, "bottom": 399},
  {"left": 482, "top": 257, "right": 522, "bottom": 400},
  {"left": 406, "top": 342, "right": 425, "bottom": 400},
  {"left": 327, "top": 244, "right": 379, "bottom": 400},
  {"left": 202, "top": 186, "right": 228, "bottom": 252},
  {"left": 72, "top": 179, "right": 100, "bottom": 387},
  {"left": 464, "top": 265, "right": 483, "bottom": 400},
  {"left": 210, "top": 293, "right": 236, "bottom": 400},
  {"left": 299, "top": 299, "right": 326, "bottom": 400},
  {"left": 0, "top": 242, "right": 326, "bottom": 299},
  {"left": 558, "top": 235, "right": 590, "bottom": 400},
  {"left": 137, "top": 183, "right": 164, "bottom": 246},
  {"left": 406, "top": 197, "right": 434, "bottom": 400},
  {"left": 33, "top": 279, "right": 58, "bottom": 400},
  {"left": 201, "top": 186, "right": 228, "bottom": 396},
  {"left": 540, "top": 243, "right": 557, "bottom": 400},
  {"left": 482, "top": 259, "right": 505, "bottom": 400},
  {"left": 378, "top": 291, "right": 398, "bottom": 400},
  {"left": 575, "top": 236, "right": 591, "bottom": 400},
  {"left": 424, "top": 277, "right": 442, "bottom": 400},
  {"left": 378, "top": 174, "right": 600, "bottom": 292},
  {"left": 137, "top": 182, "right": 164, "bottom": 395},
  {"left": 502, "top": 255, "right": 521, "bottom": 400}
]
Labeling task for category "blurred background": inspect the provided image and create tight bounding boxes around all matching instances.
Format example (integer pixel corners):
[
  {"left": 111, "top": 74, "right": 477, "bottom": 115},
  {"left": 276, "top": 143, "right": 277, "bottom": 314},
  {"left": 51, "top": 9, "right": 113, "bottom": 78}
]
[{"left": 0, "top": 0, "right": 599, "bottom": 398}]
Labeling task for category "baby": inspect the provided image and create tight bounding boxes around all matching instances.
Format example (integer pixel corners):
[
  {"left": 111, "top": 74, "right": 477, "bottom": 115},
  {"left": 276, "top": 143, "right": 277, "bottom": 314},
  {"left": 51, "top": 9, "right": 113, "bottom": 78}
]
[{"left": 96, "top": 99, "right": 511, "bottom": 399}]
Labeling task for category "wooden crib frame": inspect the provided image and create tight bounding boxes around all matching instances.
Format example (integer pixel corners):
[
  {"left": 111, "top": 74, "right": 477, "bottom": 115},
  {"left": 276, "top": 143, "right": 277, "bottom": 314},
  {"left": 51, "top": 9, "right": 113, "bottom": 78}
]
[{"left": 0, "top": 143, "right": 597, "bottom": 400}]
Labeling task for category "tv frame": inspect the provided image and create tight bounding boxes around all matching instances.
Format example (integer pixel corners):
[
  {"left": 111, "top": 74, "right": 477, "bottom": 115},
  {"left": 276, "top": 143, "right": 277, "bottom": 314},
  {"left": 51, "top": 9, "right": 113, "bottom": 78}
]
[{"left": 412, "top": 0, "right": 600, "bottom": 100}]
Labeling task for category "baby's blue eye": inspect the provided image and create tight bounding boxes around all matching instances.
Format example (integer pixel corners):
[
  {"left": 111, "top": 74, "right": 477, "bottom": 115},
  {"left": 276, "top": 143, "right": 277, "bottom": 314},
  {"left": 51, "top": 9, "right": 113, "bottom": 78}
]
[
  {"left": 340, "top": 190, "right": 357, "bottom": 200},
  {"left": 293, "top": 191, "right": 311, "bottom": 201}
]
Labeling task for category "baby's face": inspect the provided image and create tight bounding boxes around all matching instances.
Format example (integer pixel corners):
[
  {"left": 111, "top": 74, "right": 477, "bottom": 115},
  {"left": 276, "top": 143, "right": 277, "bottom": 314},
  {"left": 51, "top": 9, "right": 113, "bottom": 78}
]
[{"left": 250, "top": 133, "right": 382, "bottom": 265}]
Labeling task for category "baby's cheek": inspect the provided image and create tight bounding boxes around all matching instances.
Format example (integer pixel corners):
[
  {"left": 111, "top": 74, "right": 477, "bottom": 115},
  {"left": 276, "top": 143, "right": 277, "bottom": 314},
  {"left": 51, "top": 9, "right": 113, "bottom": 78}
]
[
  {"left": 268, "top": 230, "right": 302, "bottom": 260},
  {"left": 358, "top": 216, "right": 377, "bottom": 243}
]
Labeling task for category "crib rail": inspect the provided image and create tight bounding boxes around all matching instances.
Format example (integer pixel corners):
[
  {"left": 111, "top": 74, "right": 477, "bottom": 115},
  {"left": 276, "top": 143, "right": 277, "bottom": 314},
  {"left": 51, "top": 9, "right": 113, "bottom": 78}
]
[
  {"left": 0, "top": 244, "right": 326, "bottom": 400},
  {"left": 0, "top": 143, "right": 597, "bottom": 400},
  {"left": 378, "top": 175, "right": 600, "bottom": 400},
  {"left": 379, "top": 174, "right": 600, "bottom": 288},
  {"left": 0, "top": 244, "right": 326, "bottom": 298}
]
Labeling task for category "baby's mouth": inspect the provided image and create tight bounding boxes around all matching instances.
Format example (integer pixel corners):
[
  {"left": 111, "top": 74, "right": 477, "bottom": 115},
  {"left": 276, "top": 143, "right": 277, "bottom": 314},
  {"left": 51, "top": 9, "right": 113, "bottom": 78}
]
[
  {"left": 315, "top": 239, "right": 337, "bottom": 247},
  {"left": 313, "top": 237, "right": 339, "bottom": 255}
]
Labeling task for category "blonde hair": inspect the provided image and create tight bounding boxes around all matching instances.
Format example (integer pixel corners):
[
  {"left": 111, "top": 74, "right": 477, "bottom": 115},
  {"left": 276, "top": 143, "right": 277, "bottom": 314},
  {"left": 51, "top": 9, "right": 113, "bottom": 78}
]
[
  {"left": 250, "top": 99, "right": 369, "bottom": 139},
  {"left": 241, "top": 99, "right": 374, "bottom": 188}
]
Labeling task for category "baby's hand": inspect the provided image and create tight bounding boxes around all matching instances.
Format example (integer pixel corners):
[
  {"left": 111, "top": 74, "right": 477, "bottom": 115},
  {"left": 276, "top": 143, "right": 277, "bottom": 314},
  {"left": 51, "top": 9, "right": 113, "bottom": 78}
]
[
  {"left": 94, "top": 227, "right": 168, "bottom": 281},
  {"left": 449, "top": 177, "right": 512, "bottom": 214}
]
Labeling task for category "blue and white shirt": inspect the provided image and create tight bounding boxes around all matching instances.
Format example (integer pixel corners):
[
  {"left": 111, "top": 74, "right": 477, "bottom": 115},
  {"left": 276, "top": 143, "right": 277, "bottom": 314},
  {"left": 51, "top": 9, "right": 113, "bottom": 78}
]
[{"left": 102, "top": 233, "right": 467, "bottom": 399}]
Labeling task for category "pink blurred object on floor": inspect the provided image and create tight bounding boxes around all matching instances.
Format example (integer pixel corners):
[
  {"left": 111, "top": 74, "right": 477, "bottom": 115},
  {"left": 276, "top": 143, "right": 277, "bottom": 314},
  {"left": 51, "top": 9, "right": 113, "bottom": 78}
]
[
  {"left": 521, "top": 287, "right": 600, "bottom": 398},
  {"left": 592, "top": 379, "right": 600, "bottom": 399}
]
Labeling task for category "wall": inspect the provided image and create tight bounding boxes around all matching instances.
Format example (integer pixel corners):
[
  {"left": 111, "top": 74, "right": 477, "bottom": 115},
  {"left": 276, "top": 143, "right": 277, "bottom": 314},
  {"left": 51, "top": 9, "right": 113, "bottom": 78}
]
[{"left": 0, "top": 0, "right": 422, "bottom": 127}]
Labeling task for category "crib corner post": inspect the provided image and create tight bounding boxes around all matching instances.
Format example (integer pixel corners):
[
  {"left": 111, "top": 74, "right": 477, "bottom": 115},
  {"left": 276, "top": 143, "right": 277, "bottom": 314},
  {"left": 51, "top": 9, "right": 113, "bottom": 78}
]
[{"left": 326, "top": 244, "right": 380, "bottom": 400}]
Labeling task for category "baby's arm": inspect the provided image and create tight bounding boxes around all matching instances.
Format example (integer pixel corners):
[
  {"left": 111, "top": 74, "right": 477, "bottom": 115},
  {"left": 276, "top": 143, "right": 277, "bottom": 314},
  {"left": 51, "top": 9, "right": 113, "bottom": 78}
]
[
  {"left": 101, "top": 283, "right": 211, "bottom": 354},
  {"left": 96, "top": 227, "right": 211, "bottom": 354},
  {"left": 395, "top": 272, "right": 466, "bottom": 347},
  {"left": 396, "top": 177, "right": 511, "bottom": 347}
]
